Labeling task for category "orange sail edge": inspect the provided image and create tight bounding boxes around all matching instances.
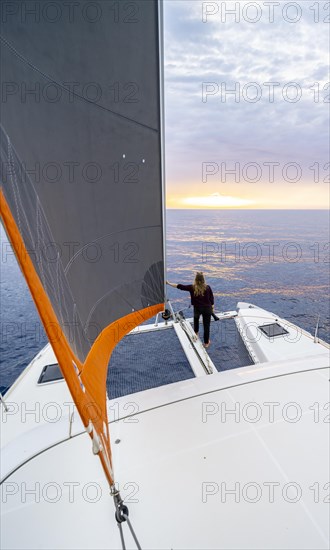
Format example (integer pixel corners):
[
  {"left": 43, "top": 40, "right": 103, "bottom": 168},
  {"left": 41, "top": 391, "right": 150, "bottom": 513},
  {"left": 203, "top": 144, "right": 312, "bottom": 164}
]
[
  {"left": 81, "top": 301, "right": 164, "bottom": 486},
  {"left": 0, "top": 189, "right": 164, "bottom": 487}
]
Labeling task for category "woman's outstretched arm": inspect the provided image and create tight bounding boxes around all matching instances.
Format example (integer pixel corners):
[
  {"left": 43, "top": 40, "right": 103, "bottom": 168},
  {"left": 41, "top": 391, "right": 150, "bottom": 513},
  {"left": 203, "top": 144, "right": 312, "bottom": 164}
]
[
  {"left": 166, "top": 280, "right": 178, "bottom": 288},
  {"left": 167, "top": 281, "right": 192, "bottom": 292}
]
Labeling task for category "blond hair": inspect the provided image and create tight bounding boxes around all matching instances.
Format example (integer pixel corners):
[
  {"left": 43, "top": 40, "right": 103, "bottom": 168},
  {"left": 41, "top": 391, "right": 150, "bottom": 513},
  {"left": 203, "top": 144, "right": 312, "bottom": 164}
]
[{"left": 193, "top": 272, "right": 207, "bottom": 297}]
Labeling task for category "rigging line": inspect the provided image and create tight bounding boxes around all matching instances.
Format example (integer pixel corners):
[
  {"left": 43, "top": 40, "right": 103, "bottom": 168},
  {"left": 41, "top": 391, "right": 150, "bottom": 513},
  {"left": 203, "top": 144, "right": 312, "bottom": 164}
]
[
  {"left": 0, "top": 393, "right": 9, "bottom": 412},
  {"left": 118, "top": 523, "right": 126, "bottom": 550},
  {"left": 113, "top": 286, "right": 151, "bottom": 317},
  {"left": 140, "top": 277, "right": 164, "bottom": 299},
  {"left": 63, "top": 224, "right": 162, "bottom": 274},
  {"left": 124, "top": 515, "right": 142, "bottom": 550},
  {"left": 112, "top": 489, "right": 142, "bottom": 550},
  {"left": 0, "top": 35, "right": 158, "bottom": 134},
  {"left": 83, "top": 276, "right": 147, "bottom": 332},
  {"left": 2, "top": 129, "right": 88, "bottom": 346},
  {"left": 6, "top": 137, "right": 22, "bottom": 235}
]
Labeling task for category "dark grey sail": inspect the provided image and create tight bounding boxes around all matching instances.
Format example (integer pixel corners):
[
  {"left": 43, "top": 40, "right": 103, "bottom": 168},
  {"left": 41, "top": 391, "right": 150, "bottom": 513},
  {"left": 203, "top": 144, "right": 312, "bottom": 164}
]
[
  {"left": 0, "top": 0, "right": 165, "bottom": 362},
  {"left": 0, "top": 0, "right": 165, "bottom": 486}
]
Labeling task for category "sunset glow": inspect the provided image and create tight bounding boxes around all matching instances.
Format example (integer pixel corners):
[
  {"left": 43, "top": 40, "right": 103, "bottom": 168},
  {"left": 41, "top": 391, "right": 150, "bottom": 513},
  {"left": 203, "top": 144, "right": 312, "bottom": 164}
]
[
  {"left": 163, "top": 1, "right": 329, "bottom": 210},
  {"left": 180, "top": 193, "right": 254, "bottom": 209}
]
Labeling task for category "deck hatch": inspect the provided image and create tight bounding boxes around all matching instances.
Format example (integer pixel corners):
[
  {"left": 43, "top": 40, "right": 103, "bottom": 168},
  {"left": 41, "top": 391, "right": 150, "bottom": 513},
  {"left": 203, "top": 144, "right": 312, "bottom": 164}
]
[
  {"left": 38, "top": 364, "right": 64, "bottom": 384},
  {"left": 258, "top": 323, "right": 289, "bottom": 338}
]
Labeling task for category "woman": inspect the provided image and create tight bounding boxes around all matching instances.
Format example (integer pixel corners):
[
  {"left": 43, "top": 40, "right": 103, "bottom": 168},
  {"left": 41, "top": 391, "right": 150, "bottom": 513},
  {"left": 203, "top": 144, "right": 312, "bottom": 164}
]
[{"left": 167, "top": 272, "right": 214, "bottom": 348}]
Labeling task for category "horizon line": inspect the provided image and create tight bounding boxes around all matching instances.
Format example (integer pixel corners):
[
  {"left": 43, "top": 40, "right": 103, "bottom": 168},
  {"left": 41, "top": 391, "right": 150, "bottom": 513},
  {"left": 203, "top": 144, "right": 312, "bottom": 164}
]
[{"left": 166, "top": 207, "right": 329, "bottom": 211}]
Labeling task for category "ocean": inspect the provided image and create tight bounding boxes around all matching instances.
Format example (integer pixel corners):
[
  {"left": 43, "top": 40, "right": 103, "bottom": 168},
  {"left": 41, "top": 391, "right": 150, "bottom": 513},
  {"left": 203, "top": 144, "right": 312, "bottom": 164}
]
[{"left": 1, "top": 209, "right": 329, "bottom": 395}]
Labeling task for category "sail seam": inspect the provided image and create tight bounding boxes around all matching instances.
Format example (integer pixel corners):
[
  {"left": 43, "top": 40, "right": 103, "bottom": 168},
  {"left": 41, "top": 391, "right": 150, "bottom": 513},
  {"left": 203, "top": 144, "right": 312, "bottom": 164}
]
[
  {"left": 6, "top": 138, "right": 22, "bottom": 234},
  {"left": 1, "top": 132, "right": 89, "bottom": 359},
  {"left": 63, "top": 224, "right": 162, "bottom": 274},
  {"left": 83, "top": 282, "right": 142, "bottom": 331},
  {"left": 0, "top": 34, "right": 159, "bottom": 134}
]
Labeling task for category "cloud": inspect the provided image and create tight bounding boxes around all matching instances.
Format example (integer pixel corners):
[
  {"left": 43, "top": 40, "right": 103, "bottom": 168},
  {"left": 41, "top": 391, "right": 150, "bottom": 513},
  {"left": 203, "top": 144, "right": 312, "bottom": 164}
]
[{"left": 163, "top": 0, "right": 329, "bottom": 206}]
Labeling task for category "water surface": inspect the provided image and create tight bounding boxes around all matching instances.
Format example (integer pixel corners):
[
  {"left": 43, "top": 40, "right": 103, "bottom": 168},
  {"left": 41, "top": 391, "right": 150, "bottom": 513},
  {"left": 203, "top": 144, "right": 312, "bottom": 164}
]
[{"left": 1, "top": 209, "right": 329, "bottom": 391}]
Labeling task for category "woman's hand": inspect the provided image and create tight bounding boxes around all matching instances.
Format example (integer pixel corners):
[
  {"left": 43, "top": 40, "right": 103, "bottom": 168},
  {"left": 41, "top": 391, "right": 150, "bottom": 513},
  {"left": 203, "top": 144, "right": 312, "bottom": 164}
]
[{"left": 166, "top": 281, "right": 177, "bottom": 288}]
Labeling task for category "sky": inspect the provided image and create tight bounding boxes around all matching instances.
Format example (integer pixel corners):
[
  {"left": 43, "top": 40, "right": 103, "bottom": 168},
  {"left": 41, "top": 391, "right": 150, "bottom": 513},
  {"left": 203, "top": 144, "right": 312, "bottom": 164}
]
[{"left": 163, "top": 0, "right": 330, "bottom": 209}]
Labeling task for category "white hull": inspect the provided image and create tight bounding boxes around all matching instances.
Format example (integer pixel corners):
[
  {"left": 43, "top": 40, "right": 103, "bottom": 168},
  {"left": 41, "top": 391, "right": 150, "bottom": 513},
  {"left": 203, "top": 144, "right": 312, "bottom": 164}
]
[{"left": 1, "top": 304, "right": 329, "bottom": 549}]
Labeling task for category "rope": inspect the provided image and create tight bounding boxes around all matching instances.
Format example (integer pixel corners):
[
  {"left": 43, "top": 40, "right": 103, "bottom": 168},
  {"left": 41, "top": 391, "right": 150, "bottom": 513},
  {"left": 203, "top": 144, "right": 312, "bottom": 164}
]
[
  {"left": 0, "top": 392, "right": 9, "bottom": 412},
  {"left": 124, "top": 515, "right": 142, "bottom": 550},
  {"left": 118, "top": 523, "right": 126, "bottom": 550},
  {"left": 112, "top": 489, "right": 142, "bottom": 550}
]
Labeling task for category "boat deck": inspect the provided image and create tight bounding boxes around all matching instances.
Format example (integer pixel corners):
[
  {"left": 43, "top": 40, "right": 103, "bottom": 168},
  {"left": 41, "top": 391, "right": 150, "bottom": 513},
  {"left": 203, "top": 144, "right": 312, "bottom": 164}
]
[
  {"left": 107, "top": 316, "right": 253, "bottom": 399},
  {"left": 1, "top": 303, "right": 329, "bottom": 549}
]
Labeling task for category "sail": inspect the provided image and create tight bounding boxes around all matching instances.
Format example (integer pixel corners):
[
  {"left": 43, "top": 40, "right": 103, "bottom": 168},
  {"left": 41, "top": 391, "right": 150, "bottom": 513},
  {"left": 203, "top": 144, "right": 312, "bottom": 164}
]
[{"left": 0, "top": 0, "right": 165, "bottom": 485}]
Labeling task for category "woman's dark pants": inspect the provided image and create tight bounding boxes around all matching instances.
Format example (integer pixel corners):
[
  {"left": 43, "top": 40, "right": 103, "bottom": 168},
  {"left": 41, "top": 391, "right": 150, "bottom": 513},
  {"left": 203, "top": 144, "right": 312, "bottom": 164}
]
[{"left": 194, "top": 306, "right": 212, "bottom": 344}]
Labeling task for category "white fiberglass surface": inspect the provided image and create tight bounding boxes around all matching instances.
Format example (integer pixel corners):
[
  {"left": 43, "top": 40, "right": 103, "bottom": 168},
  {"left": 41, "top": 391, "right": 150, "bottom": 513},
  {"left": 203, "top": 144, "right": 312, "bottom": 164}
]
[{"left": 1, "top": 367, "right": 329, "bottom": 550}]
